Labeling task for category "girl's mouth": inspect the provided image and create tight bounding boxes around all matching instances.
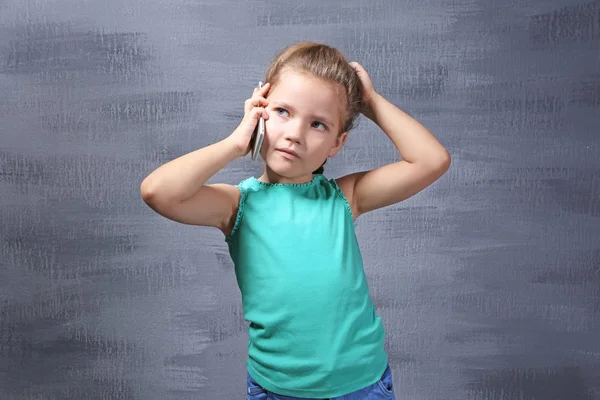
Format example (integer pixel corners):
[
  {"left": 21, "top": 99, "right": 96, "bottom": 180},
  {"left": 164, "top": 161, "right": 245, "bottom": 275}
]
[{"left": 276, "top": 148, "right": 299, "bottom": 159}]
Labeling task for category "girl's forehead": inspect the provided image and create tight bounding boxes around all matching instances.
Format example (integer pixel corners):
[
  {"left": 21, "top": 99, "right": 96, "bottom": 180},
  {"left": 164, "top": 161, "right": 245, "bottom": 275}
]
[
  {"left": 269, "top": 70, "right": 344, "bottom": 120},
  {"left": 273, "top": 70, "right": 339, "bottom": 96}
]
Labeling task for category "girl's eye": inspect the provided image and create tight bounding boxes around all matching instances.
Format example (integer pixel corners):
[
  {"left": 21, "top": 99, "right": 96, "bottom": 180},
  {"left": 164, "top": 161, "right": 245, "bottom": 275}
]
[
  {"left": 275, "top": 107, "right": 327, "bottom": 131},
  {"left": 312, "top": 121, "right": 327, "bottom": 131}
]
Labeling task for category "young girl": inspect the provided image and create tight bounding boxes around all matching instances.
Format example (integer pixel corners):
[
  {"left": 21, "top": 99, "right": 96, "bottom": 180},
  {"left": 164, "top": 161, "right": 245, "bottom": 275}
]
[{"left": 141, "top": 42, "right": 450, "bottom": 399}]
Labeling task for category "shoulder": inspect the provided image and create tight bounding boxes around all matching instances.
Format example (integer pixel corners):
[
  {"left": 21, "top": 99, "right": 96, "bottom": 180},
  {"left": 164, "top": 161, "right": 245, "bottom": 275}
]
[
  {"left": 221, "top": 178, "right": 257, "bottom": 238},
  {"left": 334, "top": 172, "right": 372, "bottom": 221},
  {"left": 223, "top": 177, "right": 268, "bottom": 238},
  {"left": 327, "top": 174, "right": 359, "bottom": 222}
]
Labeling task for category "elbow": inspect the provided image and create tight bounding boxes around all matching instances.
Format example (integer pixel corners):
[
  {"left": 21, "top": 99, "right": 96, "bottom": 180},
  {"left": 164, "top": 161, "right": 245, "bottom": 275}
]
[
  {"left": 140, "top": 177, "right": 181, "bottom": 211},
  {"left": 140, "top": 177, "right": 159, "bottom": 205},
  {"left": 439, "top": 149, "right": 451, "bottom": 172},
  {"left": 140, "top": 179, "right": 170, "bottom": 215},
  {"left": 427, "top": 149, "right": 451, "bottom": 178}
]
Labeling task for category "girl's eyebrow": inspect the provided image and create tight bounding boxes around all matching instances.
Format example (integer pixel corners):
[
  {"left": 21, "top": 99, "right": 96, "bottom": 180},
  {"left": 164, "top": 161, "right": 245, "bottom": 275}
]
[{"left": 270, "top": 101, "right": 335, "bottom": 127}]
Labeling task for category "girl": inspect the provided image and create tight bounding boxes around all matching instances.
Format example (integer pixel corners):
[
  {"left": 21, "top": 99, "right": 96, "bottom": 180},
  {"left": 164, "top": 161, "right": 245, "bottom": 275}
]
[{"left": 141, "top": 42, "right": 450, "bottom": 399}]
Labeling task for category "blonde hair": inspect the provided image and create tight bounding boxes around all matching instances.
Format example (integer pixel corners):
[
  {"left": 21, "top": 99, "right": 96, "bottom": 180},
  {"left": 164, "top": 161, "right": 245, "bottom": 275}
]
[{"left": 264, "top": 42, "right": 363, "bottom": 174}]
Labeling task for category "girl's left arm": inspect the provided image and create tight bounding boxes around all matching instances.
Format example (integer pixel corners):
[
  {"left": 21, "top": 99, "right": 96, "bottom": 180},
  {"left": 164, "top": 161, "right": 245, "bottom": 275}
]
[{"left": 337, "top": 62, "right": 451, "bottom": 219}]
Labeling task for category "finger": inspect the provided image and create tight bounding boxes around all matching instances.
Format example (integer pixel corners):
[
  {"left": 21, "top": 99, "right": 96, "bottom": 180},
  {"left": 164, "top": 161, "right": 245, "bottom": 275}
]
[
  {"left": 245, "top": 107, "right": 262, "bottom": 121},
  {"left": 245, "top": 96, "right": 268, "bottom": 113},
  {"left": 251, "top": 95, "right": 269, "bottom": 108},
  {"left": 350, "top": 61, "right": 362, "bottom": 72},
  {"left": 250, "top": 106, "right": 270, "bottom": 121},
  {"left": 244, "top": 98, "right": 257, "bottom": 113},
  {"left": 250, "top": 107, "right": 267, "bottom": 122},
  {"left": 245, "top": 83, "right": 270, "bottom": 113},
  {"left": 259, "top": 82, "right": 270, "bottom": 95}
]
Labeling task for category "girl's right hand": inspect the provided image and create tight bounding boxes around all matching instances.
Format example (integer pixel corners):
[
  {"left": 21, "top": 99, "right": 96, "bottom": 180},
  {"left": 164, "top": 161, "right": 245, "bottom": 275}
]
[{"left": 228, "top": 82, "right": 271, "bottom": 158}]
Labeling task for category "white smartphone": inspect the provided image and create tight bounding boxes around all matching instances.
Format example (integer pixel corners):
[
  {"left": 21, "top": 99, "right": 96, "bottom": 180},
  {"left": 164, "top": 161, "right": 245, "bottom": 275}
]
[{"left": 251, "top": 81, "right": 265, "bottom": 161}]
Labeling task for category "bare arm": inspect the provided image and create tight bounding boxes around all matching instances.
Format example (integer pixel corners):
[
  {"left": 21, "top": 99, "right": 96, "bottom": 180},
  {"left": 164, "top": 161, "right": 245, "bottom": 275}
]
[
  {"left": 338, "top": 63, "right": 450, "bottom": 218},
  {"left": 140, "top": 138, "right": 241, "bottom": 232},
  {"left": 140, "top": 82, "right": 271, "bottom": 233}
]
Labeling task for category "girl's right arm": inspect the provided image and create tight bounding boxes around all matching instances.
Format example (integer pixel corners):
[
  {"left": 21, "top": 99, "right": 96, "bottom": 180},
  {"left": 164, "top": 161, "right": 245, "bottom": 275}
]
[{"left": 140, "top": 83, "right": 271, "bottom": 235}]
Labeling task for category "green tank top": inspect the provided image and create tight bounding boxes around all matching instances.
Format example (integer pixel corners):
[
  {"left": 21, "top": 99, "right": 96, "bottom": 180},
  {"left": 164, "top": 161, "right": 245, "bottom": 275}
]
[{"left": 225, "top": 174, "right": 388, "bottom": 398}]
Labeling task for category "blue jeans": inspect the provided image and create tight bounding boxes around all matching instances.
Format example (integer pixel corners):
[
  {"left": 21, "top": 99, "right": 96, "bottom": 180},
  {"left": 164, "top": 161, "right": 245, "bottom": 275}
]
[{"left": 246, "top": 364, "right": 396, "bottom": 399}]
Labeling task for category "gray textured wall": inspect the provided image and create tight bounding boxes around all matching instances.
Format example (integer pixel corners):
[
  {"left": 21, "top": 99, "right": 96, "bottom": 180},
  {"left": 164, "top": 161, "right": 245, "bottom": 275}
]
[{"left": 1, "top": 0, "right": 599, "bottom": 399}]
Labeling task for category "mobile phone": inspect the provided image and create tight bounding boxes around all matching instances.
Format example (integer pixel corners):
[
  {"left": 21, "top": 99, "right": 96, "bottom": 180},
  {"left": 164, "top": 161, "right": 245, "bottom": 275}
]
[{"left": 251, "top": 81, "right": 265, "bottom": 161}]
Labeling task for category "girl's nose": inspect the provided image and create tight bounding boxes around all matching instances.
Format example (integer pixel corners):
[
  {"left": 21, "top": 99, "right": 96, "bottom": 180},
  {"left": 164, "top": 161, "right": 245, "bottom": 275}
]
[{"left": 283, "top": 123, "right": 304, "bottom": 143}]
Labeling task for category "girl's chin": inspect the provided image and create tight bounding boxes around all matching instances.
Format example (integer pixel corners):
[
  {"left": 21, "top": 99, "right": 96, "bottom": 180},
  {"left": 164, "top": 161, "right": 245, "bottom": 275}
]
[
  {"left": 265, "top": 159, "right": 308, "bottom": 177},
  {"left": 265, "top": 154, "right": 296, "bottom": 169},
  {"left": 266, "top": 163, "right": 294, "bottom": 176}
]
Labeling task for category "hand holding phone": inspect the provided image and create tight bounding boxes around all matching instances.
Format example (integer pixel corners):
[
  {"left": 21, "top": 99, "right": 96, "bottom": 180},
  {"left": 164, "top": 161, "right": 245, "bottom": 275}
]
[{"left": 250, "top": 81, "right": 266, "bottom": 161}]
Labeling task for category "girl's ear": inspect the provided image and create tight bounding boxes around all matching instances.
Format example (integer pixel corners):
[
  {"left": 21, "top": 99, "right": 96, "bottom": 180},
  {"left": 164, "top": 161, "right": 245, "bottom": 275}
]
[{"left": 328, "top": 131, "right": 349, "bottom": 157}]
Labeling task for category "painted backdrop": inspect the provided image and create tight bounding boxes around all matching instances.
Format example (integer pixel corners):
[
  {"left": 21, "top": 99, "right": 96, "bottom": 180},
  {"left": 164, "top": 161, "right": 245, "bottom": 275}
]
[{"left": 1, "top": 0, "right": 599, "bottom": 399}]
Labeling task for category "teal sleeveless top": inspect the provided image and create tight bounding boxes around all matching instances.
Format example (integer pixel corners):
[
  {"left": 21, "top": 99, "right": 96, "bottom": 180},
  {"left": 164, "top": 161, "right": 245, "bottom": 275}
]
[{"left": 225, "top": 174, "right": 388, "bottom": 398}]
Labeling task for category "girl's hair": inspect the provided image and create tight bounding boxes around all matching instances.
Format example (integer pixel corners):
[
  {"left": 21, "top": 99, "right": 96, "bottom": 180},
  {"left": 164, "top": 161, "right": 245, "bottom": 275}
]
[{"left": 264, "top": 42, "right": 363, "bottom": 175}]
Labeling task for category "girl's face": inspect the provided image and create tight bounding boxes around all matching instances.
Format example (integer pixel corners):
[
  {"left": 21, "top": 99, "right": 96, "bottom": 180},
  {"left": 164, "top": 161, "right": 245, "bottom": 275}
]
[{"left": 260, "top": 69, "right": 348, "bottom": 183}]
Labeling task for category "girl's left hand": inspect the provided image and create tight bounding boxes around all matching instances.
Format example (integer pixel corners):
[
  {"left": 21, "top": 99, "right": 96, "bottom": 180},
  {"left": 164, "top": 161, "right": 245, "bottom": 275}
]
[{"left": 349, "top": 61, "right": 378, "bottom": 119}]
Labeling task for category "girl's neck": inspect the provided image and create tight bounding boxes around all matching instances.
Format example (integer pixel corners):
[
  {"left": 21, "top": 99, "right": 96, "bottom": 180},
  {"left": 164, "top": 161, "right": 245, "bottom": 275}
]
[{"left": 258, "top": 168, "right": 314, "bottom": 185}]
